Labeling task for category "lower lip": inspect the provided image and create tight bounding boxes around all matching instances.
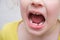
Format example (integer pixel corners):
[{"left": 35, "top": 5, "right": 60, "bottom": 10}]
[{"left": 27, "top": 20, "right": 44, "bottom": 30}]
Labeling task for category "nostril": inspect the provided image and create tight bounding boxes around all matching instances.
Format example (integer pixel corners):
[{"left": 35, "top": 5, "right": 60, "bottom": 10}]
[{"left": 31, "top": 2, "right": 43, "bottom": 8}]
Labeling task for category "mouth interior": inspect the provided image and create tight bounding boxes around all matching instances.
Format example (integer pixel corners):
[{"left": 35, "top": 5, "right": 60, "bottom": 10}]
[{"left": 28, "top": 12, "right": 45, "bottom": 24}]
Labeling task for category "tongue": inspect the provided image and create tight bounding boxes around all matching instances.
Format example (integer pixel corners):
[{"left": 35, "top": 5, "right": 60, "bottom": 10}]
[{"left": 31, "top": 15, "right": 44, "bottom": 24}]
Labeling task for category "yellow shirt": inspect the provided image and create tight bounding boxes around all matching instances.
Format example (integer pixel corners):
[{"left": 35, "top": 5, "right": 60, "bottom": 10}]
[
  {"left": 0, "top": 31, "right": 2, "bottom": 40},
  {"left": 1, "top": 20, "right": 60, "bottom": 40}
]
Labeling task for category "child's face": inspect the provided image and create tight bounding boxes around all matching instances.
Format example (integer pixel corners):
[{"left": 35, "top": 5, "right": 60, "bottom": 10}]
[{"left": 20, "top": 0, "right": 60, "bottom": 36}]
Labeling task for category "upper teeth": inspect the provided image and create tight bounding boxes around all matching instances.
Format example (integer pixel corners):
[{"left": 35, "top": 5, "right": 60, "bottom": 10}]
[
  {"left": 35, "top": 13, "right": 40, "bottom": 15},
  {"left": 36, "top": 13, "right": 39, "bottom": 15}
]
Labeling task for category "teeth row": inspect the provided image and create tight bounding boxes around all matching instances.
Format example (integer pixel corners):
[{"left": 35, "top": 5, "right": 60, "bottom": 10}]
[
  {"left": 35, "top": 13, "right": 39, "bottom": 15},
  {"left": 36, "top": 13, "right": 39, "bottom": 15},
  {"left": 33, "top": 12, "right": 40, "bottom": 15},
  {"left": 30, "top": 20, "right": 43, "bottom": 26}
]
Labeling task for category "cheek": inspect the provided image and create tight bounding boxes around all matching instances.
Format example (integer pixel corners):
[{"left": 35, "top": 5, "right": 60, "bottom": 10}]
[
  {"left": 44, "top": 0, "right": 59, "bottom": 20},
  {"left": 20, "top": 0, "right": 30, "bottom": 11},
  {"left": 44, "top": 0, "right": 59, "bottom": 15},
  {"left": 43, "top": 0, "right": 60, "bottom": 25},
  {"left": 20, "top": 0, "right": 31, "bottom": 19}
]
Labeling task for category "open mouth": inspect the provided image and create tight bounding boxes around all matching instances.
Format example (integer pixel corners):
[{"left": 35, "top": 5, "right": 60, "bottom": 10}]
[
  {"left": 27, "top": 11, "right": 46, "bottom": 30},
  {"left": 28, "top": 12, "right": 45, "bottom": 24}
]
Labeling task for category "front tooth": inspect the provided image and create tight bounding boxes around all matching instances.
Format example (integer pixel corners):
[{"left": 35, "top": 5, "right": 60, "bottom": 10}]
[
  {"left": 36, "top": 14, "right": 38, "bottom": 15},
  {"left": 36, "top": 13, "right": 39, "bottom": 15},
  {"left": 39, "top": 22, "right": 43, "bottom": 25},
  {"left": 34, "top": 23, "right": 38, "bottom": 25},
  {"left": 30, "top": 20, "right": 32, "bottom": 23},
  {"left": 33, "top": 23, "right": 37, "bottom": 25}
]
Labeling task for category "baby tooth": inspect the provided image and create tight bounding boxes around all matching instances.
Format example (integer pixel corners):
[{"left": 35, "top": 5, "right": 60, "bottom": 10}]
[
  {"left": 39, "top": 22, "right": 43, "bottom": 25},
  {"left": 33, "top": 23, "right": 37, "bottom": 25},
  {"left": 30, "top": 20, "right": 32, "bottom": 23},
  {"left": 35, "top": 23, "right": 38, "bottom": 25},
  {"left": 36, "top": 13, "right": 39, "bottom": 15}
]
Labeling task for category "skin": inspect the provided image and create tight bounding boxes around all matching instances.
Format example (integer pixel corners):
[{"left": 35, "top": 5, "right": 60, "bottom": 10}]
[{"left": 18, "top": 0, "right": 60, "bottom": 40}]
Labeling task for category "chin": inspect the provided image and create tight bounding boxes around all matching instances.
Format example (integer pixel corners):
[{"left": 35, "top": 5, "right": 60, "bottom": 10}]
[{"left": 25, "top": 22, "right": 48, "bottom": 36}]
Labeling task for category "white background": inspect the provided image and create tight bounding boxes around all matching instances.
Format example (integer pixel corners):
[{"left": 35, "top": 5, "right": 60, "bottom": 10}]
[{"left": 0, "top": 0, "right": 22, "bottom": 29}]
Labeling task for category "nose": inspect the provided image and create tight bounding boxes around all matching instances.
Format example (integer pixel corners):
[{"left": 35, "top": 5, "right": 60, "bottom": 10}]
[{"left": 31, "top": 0, "right": 44, "bottom": 8}]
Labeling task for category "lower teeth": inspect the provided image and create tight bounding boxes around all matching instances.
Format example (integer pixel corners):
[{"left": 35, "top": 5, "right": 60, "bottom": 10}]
[
  {"left": 30, "top": 20, "right": 43, "bottom": 26},
  {"left": 39, "top": 22, "right": 43, "bottom": 25}
]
